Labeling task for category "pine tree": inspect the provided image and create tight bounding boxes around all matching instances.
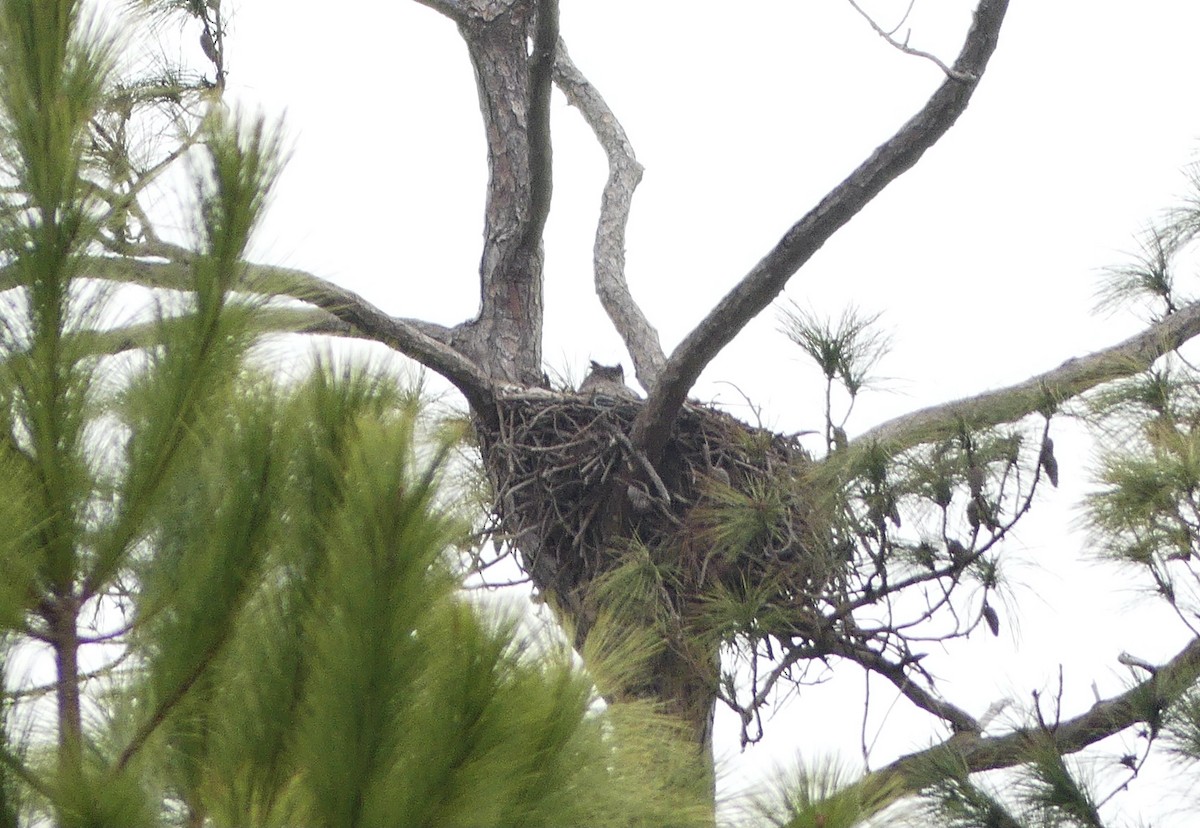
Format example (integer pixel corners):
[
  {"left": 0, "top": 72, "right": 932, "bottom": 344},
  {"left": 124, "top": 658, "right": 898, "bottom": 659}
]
[
  {"left": 6, "top": 1, "right": 1200, "bottom": 826},
  {"left": 0, "top": 2, "right": 709, "bottom": 824}
]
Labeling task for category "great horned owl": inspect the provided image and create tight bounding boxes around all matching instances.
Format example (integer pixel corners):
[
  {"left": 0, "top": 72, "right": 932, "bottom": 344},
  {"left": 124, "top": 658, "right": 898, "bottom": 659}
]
[{"left": 578, "top": 361, "right": 637, "bottom": 399}]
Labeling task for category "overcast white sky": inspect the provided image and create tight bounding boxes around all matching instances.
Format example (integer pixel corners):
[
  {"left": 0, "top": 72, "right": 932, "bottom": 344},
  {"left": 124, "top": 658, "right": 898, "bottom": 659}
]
[{"left": 148, "top": 1, "right": 1200, "bottom": 822}]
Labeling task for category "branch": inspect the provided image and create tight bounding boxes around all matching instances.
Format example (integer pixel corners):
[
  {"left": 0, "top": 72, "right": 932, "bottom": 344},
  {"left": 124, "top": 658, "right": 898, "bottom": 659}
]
[
  {"left": 410, "top": 0, "right": 468, "bottom": 23},
  {"left": 855, "top": 301, "right": 1200, "bottom": 453},
  {"left": 52, "top": 254, "right": 497, "bottom": 414},
  {"left": 305, "top": 278, "right": 497, "bottom": 414},
  {"left": 847, "top": 0, "right": 974, "bottom": 81},
  {"left": 517, "top": 0, "right": 557, "bottom": 264},
  {"left": 73, "top": 245, "right": 442, "bottom": 347},
  {"left": 832, "top": 638, "right": 980, "bottom": 734},
  {"left": 630, "top": 0, "right": 1009, "bottom": 462},
  {"left": 61, "top": 306, "right": 371, "bottom": 356},
  {"left": 870, "top": 634, "right": 1200, "bottom": 795},
  {"left": 553, "top": 39, "right": 666, "bottom": 389}
]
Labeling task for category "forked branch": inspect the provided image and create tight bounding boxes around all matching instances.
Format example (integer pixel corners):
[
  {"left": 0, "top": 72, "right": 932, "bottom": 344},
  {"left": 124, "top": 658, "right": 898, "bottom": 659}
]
[
  {"left": 630, "top": 0, "right": 1009, "bottom": 462},
  {"left": 848, "top": 0, "right": 975, "bottom": 81}
]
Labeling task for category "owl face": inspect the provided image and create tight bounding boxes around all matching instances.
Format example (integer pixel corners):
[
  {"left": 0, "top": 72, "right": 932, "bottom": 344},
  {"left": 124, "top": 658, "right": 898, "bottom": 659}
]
[
  {"left": 588, "top": 361, "right": 623, "bottom": 382},
  {"left": 579, "top": 361, "right": 632, "bottom": 396}
]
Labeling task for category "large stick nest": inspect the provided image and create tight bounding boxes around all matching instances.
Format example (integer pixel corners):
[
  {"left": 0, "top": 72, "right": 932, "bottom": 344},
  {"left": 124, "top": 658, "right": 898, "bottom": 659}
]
[{"left": 480, "top": 389, "right": 844, "bottom": 618}]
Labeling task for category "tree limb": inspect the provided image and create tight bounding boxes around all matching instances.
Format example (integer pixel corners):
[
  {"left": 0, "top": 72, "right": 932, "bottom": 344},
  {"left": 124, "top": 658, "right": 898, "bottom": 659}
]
[
  {"left": 66, "top": 248, "right": 438, "bottom": 345},
  {"left": 630, "top": 0, "right": 1009, "bottom": 462},
  {"left": 305, "top": 278, "right": 496, "bottom": 414},
  {"left": 854, "top": 301, "right": 1200, "bottom": 453},
  {"left": 518, "top": 0, "right": 556, "bottom": 265},
  {"left": 553, "top": 39, "right": 666, "bottom": 389},
  {"left": 56, "top": 254, "right": 496, "bottom": 414},
  {"left": 870, "top": 634, "right": 1200, "bottom": 792},
  {"left": 832, "top": 638, "right": 981, "bottom": 734},
  {"left": 411, "top": 0, "right": 469, "bottom": 23}
]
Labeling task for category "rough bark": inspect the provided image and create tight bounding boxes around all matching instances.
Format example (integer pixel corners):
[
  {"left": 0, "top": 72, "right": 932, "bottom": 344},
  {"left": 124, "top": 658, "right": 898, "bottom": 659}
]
[{"left": 447, "top": 0, "right": 556, "bottom": 387}]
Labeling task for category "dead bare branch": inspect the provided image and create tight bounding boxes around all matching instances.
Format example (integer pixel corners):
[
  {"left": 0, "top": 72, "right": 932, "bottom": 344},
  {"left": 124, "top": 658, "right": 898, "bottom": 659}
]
[
  {"left": 855, "top": 301, "right": 1200, "bottom": 453},
  {"left": 630, "top": 0, "right": 1010, "bottom": 463},
  {"left": 553, "top": 39, "right": 666, "bottom": 389},
  {"left": 871, "top": 634, "right": 1200, "bottom": 794},
  {"left": 52, "top": 253, "right": 495, "bottom": 413},
  {"left": 847, "top": 0, "right": 974, "bottom": 81}
]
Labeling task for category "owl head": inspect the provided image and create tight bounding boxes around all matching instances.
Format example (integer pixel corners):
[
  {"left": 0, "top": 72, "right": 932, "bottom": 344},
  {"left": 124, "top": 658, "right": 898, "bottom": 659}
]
[
  {"left": 587, "top": 361, "right": 624, "bottom": 382},
  {"left": 578, "top": 361, "right": 633, "bottom": 396}
]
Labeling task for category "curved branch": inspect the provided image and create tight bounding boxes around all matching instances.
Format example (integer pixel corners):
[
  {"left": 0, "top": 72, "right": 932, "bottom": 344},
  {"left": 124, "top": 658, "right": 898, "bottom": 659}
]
[
  {"left": 630, "top": 0, "right": 1009, "bottom": 462},
  {"left": 870, "top": 634, "right": 1200, "bottom": 792},
  {"left": 54, "top": 254, "right": 496, "bottom": 414},
  {"left": 553, "top": 39, "right": 666, "bottom": 388},
  {"left": 67, "top": 247, "right": 445, "bottom": 346},
  {"left": 832, "top": 638, "right": 981, "bottom": 734},
  {"left": 855, "top": 301, "right": 1200, "bottom": 453},
  {"left": 308, "top": 279, "right": 497, "bottom": 414}
]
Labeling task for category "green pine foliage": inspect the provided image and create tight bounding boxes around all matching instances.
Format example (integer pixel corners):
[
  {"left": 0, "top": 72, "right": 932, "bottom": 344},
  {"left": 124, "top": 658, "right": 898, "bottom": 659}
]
[
  {"left": 0, "top": 2, "right": 713, "bottom": 825},
  {"left": 6, "top": 2, "right": 1200, "bottom": 827}
]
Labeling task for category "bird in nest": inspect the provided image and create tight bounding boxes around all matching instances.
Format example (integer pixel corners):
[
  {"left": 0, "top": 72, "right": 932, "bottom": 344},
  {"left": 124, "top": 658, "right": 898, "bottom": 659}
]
[{"left": 578, "top": 361, "right": 639, "bottom": 401}]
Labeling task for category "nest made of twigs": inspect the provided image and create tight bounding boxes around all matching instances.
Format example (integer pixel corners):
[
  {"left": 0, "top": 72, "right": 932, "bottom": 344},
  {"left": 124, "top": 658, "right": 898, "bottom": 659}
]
[{"left": 480, "top": 389, "right": 841, "bottom": 611}]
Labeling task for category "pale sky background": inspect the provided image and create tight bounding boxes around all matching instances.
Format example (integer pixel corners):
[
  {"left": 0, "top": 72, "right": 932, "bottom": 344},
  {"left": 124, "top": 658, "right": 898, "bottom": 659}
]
[{"left": 130, "top": 1, "right": 1200, "bottom": 823}]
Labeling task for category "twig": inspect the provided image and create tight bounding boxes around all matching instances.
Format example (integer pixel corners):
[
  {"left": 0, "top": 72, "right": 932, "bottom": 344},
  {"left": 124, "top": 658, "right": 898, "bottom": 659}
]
[{"left": 847, "top": 0, "right": 977, "bottom": 81}]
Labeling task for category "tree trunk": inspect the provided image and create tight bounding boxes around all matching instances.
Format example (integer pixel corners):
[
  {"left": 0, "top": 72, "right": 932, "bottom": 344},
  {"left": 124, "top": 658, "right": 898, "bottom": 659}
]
[
  {"left": 452, "top": 5, "right": 546, "bottom": 386},
  {"left": 48, "top": 593, "right": 82, "bottom": 783},
  {"left": 452, "top": 1, "right": 722, "bottom": 761}
]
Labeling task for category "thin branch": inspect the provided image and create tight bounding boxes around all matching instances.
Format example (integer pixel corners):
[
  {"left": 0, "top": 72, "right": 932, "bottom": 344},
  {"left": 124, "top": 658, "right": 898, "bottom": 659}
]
[
  {"left": 630, "top": 0, "right": 1010, "bottom": 463},
  {"left": 870, "top": 634, "right": 1200, "bottom": 792},
  {"left": 553, "top": 39, "right": 666, "bottom": 388},
  {"left": 847, "top": 0, "right": 974, "bottom": 81},
  {"left": 855, "top": 301, "right": 1200, "bottom": 453},
  {"left": 832, "top": 637, "right": 980, "bottom": 734}
]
